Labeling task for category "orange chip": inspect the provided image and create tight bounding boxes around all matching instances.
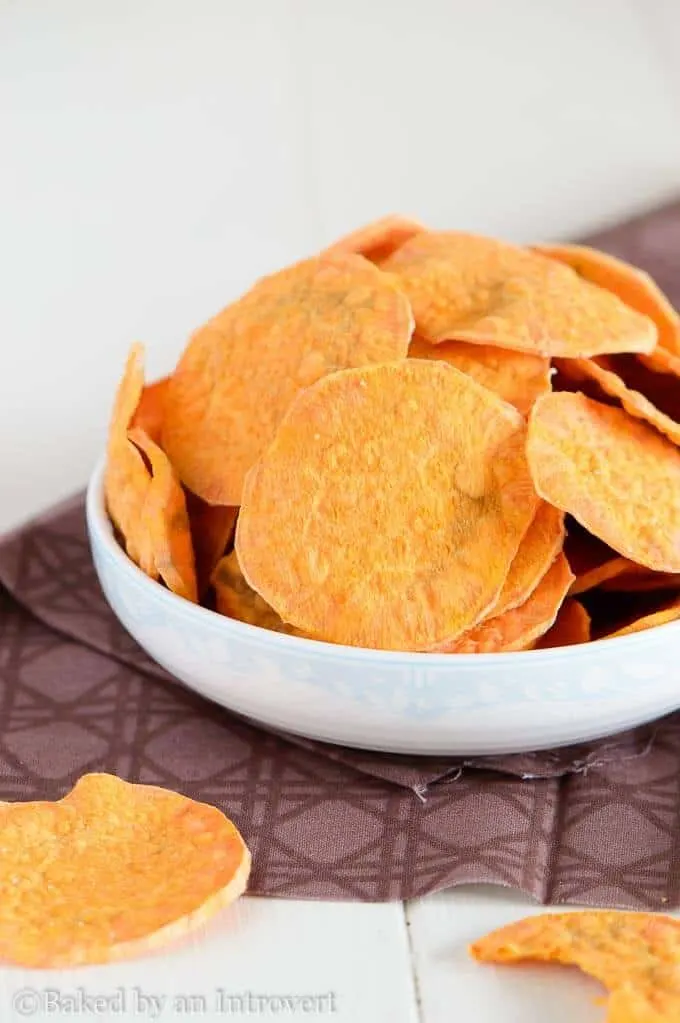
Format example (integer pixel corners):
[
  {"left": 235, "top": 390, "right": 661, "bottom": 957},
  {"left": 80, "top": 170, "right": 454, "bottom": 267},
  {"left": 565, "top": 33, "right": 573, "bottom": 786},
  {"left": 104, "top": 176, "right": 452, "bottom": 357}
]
[
  {"left": 128, "top": 428, "right": 198, "bottom": 603},
  {"left": 131, "top": 375, "right": 170, "bottom": 447},
  {"left": 597, "top": 353, "right": 680, "bottom": 428},
  {"left": 162, "top": 253, "right": 414, "bottom": 505},
  {"left": 535, "top": 598, "right": 591, "bottom": 648},
  {"left": 104, "top": 343, "right": 155, "bottom": 575},
  {"left": 212, "top": 551, "right": 307, "bottom": 637},
  {"left": 236, "top": 361, "right": 538, "bottom": 651},
  {"left": 569, "top": 555, "right": 639, "bottom": 596},
  {"left": 605, "top": 595, "right": 680, "bottom": 639},
  {"left": 322, "top": 214, "right": 427, "bottom": 264},
  {"left": 563, "top": 520, "right": 620, "bottom": 578},
  {"left": 640, "top": 345, "right": 680, "bottom": 377},
  {"left": 527, "top": 392, "right": 680, "bottom": 573},
  {"left": 534, "top": 242, "right": 680, "bottom": 355},
  {"left": 553, "top": 354, "right": 601, "bottom": 387},
  {"left": 0, "top": 773, "right": 250, "bottom": 967},
  {"left": 408, "top": 335, "right": 551, "bottom": 415},
  {"left": 601, "top": 569, "right": 680, "bottom": 594},
  {"left": 470, "top": 910, "right": 680, "bottom": 1021},
  {"left": 185, "top": 491, "right": 238, "bottom": 598},
  {"left": 486, "top": 502, "right": 565, "bottom": 619},
  {"left": 381, "top": 231, "right": 656, "bottom": 357},
  {"left": 434, "top": 553, "right": 573, "bottom": 653},
  {"left": 555, "top": 356, "right": 680, "bottom": 446}
]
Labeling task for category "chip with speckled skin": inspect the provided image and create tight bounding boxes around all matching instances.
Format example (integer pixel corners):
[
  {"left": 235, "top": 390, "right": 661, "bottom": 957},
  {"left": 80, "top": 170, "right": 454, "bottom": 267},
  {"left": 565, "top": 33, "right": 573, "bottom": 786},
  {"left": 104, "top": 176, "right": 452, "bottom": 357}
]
[
  {"left": 433, "top": 553, "right": 573, "bottom": 653},
  {"left": 535, "top": 242, "right": 680, "bottom": 355},
  {"left": 0, "top": 773, "right": 250, "bottom": 967},
  {"left": 382, "top": 231, "right": 657, "bottom": 357},
  {"left": 161, "top": 252, "right": 414, "bottom": 506},
  {"left": 236, "top": 360, "right": 538, "bottom": 651},
  {"left": 408, "top": 336, "right": 551, "bottom": 415},
  {"left": 470, "top": 910, "right": 680, "bottom": 1021},
  {"left": 527, "top": 392, "right": 680, "bottom": 573}
]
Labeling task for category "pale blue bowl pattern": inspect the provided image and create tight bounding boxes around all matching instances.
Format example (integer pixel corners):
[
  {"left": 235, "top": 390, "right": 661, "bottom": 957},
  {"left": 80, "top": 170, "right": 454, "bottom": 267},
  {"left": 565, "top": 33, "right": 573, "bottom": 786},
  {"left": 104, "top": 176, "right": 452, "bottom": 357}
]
[{"left": 87, "top": 460, "right": 680, "bottom": 754}]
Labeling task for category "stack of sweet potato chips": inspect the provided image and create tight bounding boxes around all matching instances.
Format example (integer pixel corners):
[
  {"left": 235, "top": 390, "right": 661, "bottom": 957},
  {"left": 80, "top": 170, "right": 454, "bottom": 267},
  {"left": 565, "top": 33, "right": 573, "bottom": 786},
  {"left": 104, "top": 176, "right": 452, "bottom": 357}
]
[{"left": 105, "top": 215, "right": 680, "bottom": 652}]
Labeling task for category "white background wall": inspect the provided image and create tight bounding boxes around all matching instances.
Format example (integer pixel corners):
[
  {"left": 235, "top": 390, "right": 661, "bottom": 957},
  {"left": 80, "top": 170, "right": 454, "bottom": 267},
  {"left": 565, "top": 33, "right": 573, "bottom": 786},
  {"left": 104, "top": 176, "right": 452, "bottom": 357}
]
[{"left": 2, "top": 0, "right": 680, "bottom": 530}]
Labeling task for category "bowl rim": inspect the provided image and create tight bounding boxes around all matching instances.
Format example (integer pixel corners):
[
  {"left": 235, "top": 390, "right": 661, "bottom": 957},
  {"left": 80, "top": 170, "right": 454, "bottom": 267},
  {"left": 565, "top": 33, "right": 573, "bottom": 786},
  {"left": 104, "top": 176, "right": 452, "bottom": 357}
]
[{"left": 87, "top": 456, "right": 680, "bottom": 665}]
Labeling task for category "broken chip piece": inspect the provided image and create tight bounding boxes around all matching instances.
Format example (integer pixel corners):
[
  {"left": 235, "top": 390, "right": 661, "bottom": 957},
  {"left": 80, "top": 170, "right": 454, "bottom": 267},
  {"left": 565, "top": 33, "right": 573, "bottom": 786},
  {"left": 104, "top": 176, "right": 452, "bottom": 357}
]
[{"left": 470, "top": 910, "right": 680, "bottom": 1021}]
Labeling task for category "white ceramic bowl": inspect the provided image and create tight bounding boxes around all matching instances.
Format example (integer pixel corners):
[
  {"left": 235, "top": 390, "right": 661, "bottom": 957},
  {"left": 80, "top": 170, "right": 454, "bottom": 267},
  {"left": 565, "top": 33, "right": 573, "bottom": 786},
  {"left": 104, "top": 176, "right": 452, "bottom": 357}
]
[{"left": 87, "top": 459, "right": 680, "bottom": 756}]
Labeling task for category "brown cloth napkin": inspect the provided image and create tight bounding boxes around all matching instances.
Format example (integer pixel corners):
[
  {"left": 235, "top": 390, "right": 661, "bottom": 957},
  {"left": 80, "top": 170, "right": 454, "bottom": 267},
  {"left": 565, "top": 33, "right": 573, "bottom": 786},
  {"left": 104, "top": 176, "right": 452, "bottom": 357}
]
[{"left": 2, "top": 199, "right": 680, "bottom": 908}]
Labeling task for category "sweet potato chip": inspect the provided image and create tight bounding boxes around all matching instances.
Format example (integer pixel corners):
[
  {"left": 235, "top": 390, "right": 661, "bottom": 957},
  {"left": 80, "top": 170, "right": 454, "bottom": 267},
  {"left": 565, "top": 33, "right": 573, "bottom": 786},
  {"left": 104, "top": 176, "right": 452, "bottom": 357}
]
[
  {"left": 535, "top": 598, "right": 591, "bottom": 648},
  {"left": 487, "top": 502, "right": 565, "bottom": 619},
  {"left": 605, "top": 595, "right": 680, "bottom": 639},
  {"left": 131, "top": 375, "right": 169, "bottom": 447},
  {"left": 0, "top": 773, "right": 250, "bottom": 967},
  {"left": 162, "top": 253, "right": 414, "bottom": 505},
  {"left": 555, "top": 356, "right": 680, "bottom": 446},
  {"left": 534, "top": 242, "right": 680, "bottom": 355},
  {"left": 382, "top": 231, "right": 656, "bottom": 357},
  {"left": 212, "top": 551, "right": 307, "bottom": 637},
  {"left": 597, "top": 353, "right": 680, "bottom": 426},
  {"left": 322, "top": 214, "right": 427, "bottom": 264},
  {"left": 470, "top": 909, "right": 680, "bottom": 1021},
  {"left": 640, "top": 345, "right": 680, "bottom": 378},
  {"left": 104, "top": 343, "right": 155, "bottom": 575},
  {"left": 563, "top": 520, "right": 619, "bottom": 577},
  {"left": 434, "top": 553, "right": 573, "bottom": 653},
  {"left": 128, "top": 428, "right": 198, "bottom": 603},
  {"left": 408, "top": 335, "right": 551, "bottom": 414},
  {"left": 236, "top": 361, "right": 538, "bottom": 651},
  {"left": 185, "top": 491, "right": 238, "bottom": 598},
  {"left": 569, "top": 555, "right": 639, "bottom": 596},
  {"left": 601, "top": 569, "right": 680, "bottom": 593},
  {"left": 550, "top": 359, "right": 619, "bottom": 410},
  {"left": 527, "top": 392, "right": 680, "bottom": 573},
  {"left": 553, "top": 354, "right": 602, "bottom": 387}
]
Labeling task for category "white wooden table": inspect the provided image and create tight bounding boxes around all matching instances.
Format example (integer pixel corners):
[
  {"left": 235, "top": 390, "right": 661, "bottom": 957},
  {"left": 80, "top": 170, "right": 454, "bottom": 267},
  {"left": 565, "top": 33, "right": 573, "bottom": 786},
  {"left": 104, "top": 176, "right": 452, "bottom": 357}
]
[
  {"left": 0, "top": 888, "right": 642, "bottom": 1022},
  {"left": 2, "top": 1, "right": 680, "bottom": 1018}
]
